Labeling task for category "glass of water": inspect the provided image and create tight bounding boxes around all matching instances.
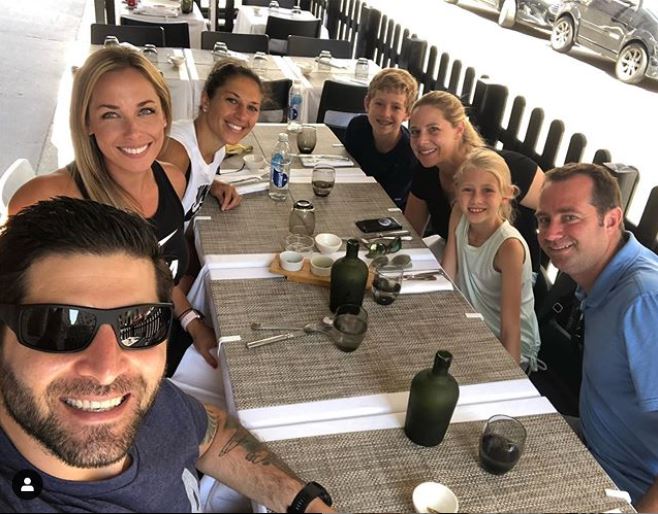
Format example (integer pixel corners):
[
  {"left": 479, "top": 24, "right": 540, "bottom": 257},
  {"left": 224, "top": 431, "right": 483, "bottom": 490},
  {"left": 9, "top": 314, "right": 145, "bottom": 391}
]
[
  {"left": 355, "top": 57, "right": 369, "bottom": 80},
  {"left": 312, "top": 164, "right": 336, "bottom": 197},
  {"left": 212, "top": 41, "right": 229, "bottom": 61},
  {"left": 332, "top": 304, "right": 368, "bottom": 352},
  {"left": 372, "top": 265, "right": 404, "bottom": 305},
  {"left": 252, "top": 51, "right": 268, "bottom": 72},
  {"left": 317, "top": 50, "right": 332, "bottom": 71},
  {"left": 103, "top": 35, "right": 120, "bottom": 47},
  {"left": 142, "top": 44, "right": 158, "bottom": 65}
]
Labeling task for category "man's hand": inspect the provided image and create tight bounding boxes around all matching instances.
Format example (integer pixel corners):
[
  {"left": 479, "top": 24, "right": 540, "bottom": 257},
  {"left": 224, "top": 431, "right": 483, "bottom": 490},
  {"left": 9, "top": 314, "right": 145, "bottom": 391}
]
[
  {"left": 211, "top": 181, "right": 242, "bottom": 211},
  {"left": 187, "top": 319, "right": 218, "bottom": 368}
]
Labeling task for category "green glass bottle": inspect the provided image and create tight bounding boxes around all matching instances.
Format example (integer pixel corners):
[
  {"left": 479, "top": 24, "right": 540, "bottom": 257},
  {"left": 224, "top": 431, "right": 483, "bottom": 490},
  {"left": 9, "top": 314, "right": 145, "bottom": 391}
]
[
  {"left": 329, "top": 239, "right": 368, "bottom": 312},
  {"left": 404, "top": 350, "right": 459, "bottom": 447}
]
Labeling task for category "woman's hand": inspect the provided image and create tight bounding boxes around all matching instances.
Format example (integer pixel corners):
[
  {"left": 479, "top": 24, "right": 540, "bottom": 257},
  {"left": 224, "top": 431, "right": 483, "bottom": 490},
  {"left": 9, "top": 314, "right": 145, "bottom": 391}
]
[
  {"left": 211, "top": 181, "right": 242, "bottom": 211},
  {"left": 187, "top": 319, "right": 219, "bottom": 368}
]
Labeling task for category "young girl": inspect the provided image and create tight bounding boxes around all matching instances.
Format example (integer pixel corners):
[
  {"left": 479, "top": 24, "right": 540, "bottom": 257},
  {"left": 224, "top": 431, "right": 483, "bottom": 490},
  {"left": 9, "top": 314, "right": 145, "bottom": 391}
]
[{"left": 442, "top": 148, "right": 541, "bottom": 371}]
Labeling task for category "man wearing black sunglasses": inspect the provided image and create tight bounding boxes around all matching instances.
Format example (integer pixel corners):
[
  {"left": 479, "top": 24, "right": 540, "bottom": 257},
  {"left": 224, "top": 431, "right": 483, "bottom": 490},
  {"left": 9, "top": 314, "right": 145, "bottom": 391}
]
[{"left": 0, "top": 198, "right": 332, "bottom": 513}]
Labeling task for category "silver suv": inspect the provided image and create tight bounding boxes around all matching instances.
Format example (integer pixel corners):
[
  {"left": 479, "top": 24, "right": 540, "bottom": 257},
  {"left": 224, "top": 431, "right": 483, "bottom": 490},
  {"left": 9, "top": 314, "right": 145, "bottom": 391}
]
[
  {"left": 445, "top": 0, "right": 560, "bottom": 29},
  {"left": 550, "top": 0, "right": 658, "bottom": 84}
]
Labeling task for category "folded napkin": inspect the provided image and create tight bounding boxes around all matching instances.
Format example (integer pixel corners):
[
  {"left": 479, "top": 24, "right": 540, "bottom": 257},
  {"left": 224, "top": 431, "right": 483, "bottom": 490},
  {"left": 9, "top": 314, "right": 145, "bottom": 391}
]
[
  {"left": 400, "top": 276, "right": 453, "bottom": 294},
  {"left": 236, "top": 182, "right": 268, "bottom": 195},
  {"left": 225, "top": 143, "right": 253, "bottom": 156},
  {"left": 300, "top": 155, "right": 354, "bottom": 168},
  {"left": 133, "top": 5, "right": 180, "bottom": 16}
]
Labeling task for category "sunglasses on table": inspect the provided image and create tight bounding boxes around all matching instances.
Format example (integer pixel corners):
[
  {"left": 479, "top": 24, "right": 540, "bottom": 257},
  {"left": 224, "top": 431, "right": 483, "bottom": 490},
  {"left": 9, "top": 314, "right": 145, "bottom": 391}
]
[{"left": 0, "top": 303, "right": 173, "bottom": 353}]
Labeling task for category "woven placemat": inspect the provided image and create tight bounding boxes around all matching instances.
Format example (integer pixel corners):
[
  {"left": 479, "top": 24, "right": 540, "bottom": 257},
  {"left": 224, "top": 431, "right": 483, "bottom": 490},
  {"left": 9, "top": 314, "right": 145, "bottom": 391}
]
[
  {"left": 266, "top": 414, "right": 634, "bottom": 513},
  {"left": 196, "top": 193, "right": 293, "bottom": 255},
  {"left": 252, "top": 124, "right": 348, "bottom": 166},
  {"left": 289, "top": 183, "right": 424, "bottom": 247},
  {"left": 212, "top": 278, "right": 525, "bottom": 410}
]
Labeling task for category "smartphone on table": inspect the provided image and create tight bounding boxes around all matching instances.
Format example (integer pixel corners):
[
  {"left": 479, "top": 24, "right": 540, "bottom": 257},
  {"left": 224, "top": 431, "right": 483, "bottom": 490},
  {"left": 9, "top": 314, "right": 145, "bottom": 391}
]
[{"left": 355, "top": 217, "right": 403, "bottom": 233}]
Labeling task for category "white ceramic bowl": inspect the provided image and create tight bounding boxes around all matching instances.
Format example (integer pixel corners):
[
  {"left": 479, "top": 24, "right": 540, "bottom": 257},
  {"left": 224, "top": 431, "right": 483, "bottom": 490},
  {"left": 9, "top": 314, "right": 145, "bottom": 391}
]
[
  {"left": 279, "top": 251, "right": 303, "bottom": 272},
  {"left": 298, "top": 63, "right": 313, "bottom": 76},
  {"left": 310, "top": 254, "right": 333, "bottom": 277},
  {"left": 412, "top": 482, "right": 459, "bottom": 513},
  {"left": 168, "top": 55, "right": 185, "bottom": 67},
  {"left": 315, "top": 233, "right": 342, "bottom": 255},
  {"left": 244, "top": 154, "right": 264, "bottom": 172}
]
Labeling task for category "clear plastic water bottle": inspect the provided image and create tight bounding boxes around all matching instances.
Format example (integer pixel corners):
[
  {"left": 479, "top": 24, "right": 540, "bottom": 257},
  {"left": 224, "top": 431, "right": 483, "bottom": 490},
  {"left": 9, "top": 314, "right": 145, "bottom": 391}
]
[
  {"left": 269, "top": 133, "right": 291, "bottom": 202},
  {"left": 287, "top": 81, "right": 303, "bottom": 131}
]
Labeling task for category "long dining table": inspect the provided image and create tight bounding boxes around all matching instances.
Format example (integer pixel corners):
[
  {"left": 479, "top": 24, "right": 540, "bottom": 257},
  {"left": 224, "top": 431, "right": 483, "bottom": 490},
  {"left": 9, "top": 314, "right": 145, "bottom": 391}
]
[{"left": 170, "top": 122, "right": 635, "bottom": 512}]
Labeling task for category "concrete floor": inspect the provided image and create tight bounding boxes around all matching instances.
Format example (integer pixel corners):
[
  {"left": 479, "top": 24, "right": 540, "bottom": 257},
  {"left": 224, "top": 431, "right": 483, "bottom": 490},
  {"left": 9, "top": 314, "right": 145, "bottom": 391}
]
[{"left": 0, "top": 0, "right": 89, "bottom": 175}]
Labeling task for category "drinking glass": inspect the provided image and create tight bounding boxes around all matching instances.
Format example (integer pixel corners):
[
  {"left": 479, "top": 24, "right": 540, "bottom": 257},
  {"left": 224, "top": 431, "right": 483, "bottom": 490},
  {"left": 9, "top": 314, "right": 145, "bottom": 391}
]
[
  {"left": 252, "top": 51, "right": 268, "bottom": 72},
  {"left": 479, "top": 415, "right": 526, "bottom": 475},
  {"left": 372, "top": 265, "right": 404, "bottom": 305},
  {"left": 332, "top": 304, "right": 368, "bottom": 352},
  {"left": 212, "top": 41, "right": 229, "bottom": 61},
  {"left": 312, "top": 165, "right": 336, "bottom": 197},
  {"left": 318, "top": 50, "right": 332, "bottom": 71},
  {"left": 268, "top": 0, "right": 280, "bottom": 12},
  {"left": 142, "top": 44, "right": 158, "bottom": 65},
  {"left": 284, "top": 233, "right": 315, "bottom": 259},
  {"left": 103, "top": 35, "right": 120, "bottom": 47},
  {"left": 297, "top": 125, "right": 317, "bottom": 154},
  {"left": 355, "top": 57, "right": 369, "bottom": 80}
]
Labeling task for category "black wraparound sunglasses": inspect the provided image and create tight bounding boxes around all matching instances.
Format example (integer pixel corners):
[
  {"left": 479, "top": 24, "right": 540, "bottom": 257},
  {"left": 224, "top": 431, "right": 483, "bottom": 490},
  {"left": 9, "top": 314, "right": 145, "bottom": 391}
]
[{"left": 0, "top": 303, "right": 173, "bottom": 353}]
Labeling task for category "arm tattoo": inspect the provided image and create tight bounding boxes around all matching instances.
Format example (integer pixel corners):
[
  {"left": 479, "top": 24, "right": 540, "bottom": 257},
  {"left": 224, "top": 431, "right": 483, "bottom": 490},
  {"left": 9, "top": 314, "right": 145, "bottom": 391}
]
[
  {"left": 202, "top": 407, "right": 219, "bottom": 446},
  {"left": 218, "top": 415, "right": 299, "bottom": 478}
]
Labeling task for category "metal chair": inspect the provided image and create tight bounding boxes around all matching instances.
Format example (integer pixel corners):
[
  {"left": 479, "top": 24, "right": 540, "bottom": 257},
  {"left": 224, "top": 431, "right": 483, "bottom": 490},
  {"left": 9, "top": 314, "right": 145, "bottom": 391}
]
[
  {"left": 260, "top": 79, "right": 293, "bottom": 122},
  {"left": 317, "top": 79, "right": 368, "bottom": 142},
  {"left": 90, "top": 23, "right": 166, "bottom": 47},
  {"left": 201, "top": 31, "right": 269, "bottom": 53},
  {"left": 265, "top": 16, "right": 321, "bottom": 54},
  {"left": 120, "top": 17, "right": 190, "bottom": 48},
  {"left": 287, "top": 36, "right": 351, "bottom": 58},
  {"left": 0, "top": 158, "right": 35, "bottom": 221}
]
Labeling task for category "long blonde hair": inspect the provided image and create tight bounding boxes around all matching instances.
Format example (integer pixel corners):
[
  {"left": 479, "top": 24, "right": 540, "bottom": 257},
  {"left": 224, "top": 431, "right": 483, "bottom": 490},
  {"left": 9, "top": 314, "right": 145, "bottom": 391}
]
[
  {"left": 454, "top": 147, "right": 519, "bottom": 222},
  {"left": 68, "top": 46, "right": 172, "bottom": 211},
  {"left": 411, "top": 90, "right": 484, "bottom": 151}
]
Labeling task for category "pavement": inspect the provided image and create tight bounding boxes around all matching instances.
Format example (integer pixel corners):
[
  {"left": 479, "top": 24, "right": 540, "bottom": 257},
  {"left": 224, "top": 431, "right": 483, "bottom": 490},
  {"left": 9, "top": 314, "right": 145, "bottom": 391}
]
[{"left": 0, "top": 0, "right": 91, "bottom": 175}]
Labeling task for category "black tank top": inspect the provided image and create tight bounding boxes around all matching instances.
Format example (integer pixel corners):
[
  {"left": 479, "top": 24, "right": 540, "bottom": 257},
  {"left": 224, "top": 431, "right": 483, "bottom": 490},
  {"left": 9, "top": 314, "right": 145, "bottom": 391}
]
[{"left": 73, "top": 163, "right": 188, "bottom": 284}]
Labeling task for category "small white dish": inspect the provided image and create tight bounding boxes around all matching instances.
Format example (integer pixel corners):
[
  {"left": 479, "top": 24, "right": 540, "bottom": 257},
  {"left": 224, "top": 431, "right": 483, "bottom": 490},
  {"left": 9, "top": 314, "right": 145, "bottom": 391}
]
[
  {"left": 243, "top": 154, "right": 264, "bottom": 172},
  {"left": 412, "top": 482, "right": 459, "bottom": 513},
  {"left": 310, "top": 254, "right": 333, "bottom": 276},
  {"left": 279, "top": 251, "right": 303, "bottom": 272},
  {"left": 298, "top": 63, "right": 313, "bottom": 76},
  {"left": 315, "top": 233, "right": 342, "bottom": 254},
  {"left": 168, "top": 55, "right": 185, "bottom": 67}
]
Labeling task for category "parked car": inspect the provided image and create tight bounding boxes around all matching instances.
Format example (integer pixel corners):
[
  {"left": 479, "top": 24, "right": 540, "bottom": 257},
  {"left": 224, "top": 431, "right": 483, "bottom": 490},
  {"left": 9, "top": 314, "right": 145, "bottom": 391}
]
[
  {"left": 550, "top": 0, "right": 658, "bottom": 84},
  {"left": 445, "top": 0, "right": 561, "bottom": 29}
]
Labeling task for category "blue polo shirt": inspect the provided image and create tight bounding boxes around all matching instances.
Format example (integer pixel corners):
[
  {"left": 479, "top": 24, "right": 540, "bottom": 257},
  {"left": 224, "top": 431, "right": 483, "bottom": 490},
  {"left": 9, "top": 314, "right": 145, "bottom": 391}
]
[{"left": 577, "top": 232, "right": 658, "bottom": 502}]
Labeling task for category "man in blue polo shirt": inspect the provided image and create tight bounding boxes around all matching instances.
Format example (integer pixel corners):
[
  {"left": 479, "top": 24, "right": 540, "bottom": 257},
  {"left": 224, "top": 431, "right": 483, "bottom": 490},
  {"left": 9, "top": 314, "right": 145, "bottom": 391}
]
[{"left": 536, "top": 163, "right": 658, "bottom": 511}]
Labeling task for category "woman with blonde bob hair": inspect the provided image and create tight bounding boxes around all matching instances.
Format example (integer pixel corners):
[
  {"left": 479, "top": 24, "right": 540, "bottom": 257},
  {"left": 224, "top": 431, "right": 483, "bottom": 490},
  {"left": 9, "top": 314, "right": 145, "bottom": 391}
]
[
  {"left": 442, "top": 147, "right": 541, "bottom": 371},
  {"left": 404, "top": 90, "right": 544, "bottom": 272},
  {"left": 9, "top": 46, "right": 219, "bottom": 375}
]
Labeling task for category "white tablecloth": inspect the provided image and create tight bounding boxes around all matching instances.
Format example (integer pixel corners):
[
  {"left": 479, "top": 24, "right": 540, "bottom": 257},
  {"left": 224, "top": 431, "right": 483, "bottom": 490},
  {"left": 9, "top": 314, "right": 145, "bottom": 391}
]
[
  {"left": 234, "top": 6, "right": 329, "bottom": 54},
  {"left": 119, "top": 0, "right": 207, "bottom": 48}
]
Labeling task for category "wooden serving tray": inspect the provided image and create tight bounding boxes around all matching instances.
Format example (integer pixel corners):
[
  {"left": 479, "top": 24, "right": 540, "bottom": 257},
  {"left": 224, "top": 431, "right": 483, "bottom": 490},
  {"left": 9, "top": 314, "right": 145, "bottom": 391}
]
[{"left": 269, "top": 256, "right": 374, "bottom": 289}]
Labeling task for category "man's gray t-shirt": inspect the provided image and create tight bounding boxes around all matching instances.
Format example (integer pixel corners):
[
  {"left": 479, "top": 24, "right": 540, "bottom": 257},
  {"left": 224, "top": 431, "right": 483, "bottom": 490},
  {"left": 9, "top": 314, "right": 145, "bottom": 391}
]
[{"left": 0, "top": 380, "right": 208, "bottom": 512}]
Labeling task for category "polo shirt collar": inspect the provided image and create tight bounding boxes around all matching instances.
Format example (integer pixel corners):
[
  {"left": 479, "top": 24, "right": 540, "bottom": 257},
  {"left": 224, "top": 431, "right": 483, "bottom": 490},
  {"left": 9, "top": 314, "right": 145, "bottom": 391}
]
[{"left": 576, "top": 231, "right": 641, "bottom": 309}]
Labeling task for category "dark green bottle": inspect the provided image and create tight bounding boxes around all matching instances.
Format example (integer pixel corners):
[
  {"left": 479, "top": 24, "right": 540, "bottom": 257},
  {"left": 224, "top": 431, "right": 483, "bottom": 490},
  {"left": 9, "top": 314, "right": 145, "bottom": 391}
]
[
  {"left": 404, "top": 350, "right": 459, "bottom": 447},
  {"left": 329, "top": 239, "right": 368, "bottom": 312}
]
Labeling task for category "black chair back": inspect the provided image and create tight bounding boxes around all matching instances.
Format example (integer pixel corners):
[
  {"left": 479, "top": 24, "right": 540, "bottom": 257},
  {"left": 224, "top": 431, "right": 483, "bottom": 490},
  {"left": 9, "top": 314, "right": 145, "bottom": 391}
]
[
  {"left": 265, "top": 16, "right": 321, "bottom": 40},
  {"left": 260, "top": 79, "right": 293, "bottom": 122},
  {"left": 354, "top": 6, "right": 380, "bottom": 60},
  {"left": 201, "top": 31, "right": 269, "bottom": 53},
  {"left": 634, "top": 186, "right": 658, "bottom": 253},
  {"left": 602, "top": 162, "right": 639, "bottom": 215},
  {"left": 317, "top": 79, "right": 368, "bottom": 142},
  {"left": 120, "top": 17, "right": 190, "bottom": 48},
  {"left": 91, "top": 23, "right": 166, "bottom": 47},
  {"left": 243, "top": 0, "right": 296, "bottom": 6},
  {"left": 399, "top": 37, "right": 428, "bottom": 84},
  {"left": 325, "top": 0, "right": 341, "bottom": 39},
  {"left": 287, "top": 36, "right": 351, "bottom": 58}
]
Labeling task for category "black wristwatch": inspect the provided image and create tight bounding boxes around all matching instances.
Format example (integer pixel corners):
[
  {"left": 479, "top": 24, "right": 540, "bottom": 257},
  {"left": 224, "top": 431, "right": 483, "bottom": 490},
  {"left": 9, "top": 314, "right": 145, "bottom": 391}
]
[{"left": 287, "top": 481, "right": 333, "bottom": 513}]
